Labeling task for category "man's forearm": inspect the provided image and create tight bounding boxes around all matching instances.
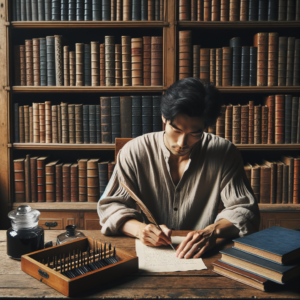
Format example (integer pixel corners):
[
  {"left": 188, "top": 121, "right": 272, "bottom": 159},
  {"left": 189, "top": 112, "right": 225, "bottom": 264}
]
[
  {"left": 206, "top": 218, "right": 240, "bottom": 239},
  {"left": 120, "top": 219, "right": 146, "bottom": 238}
]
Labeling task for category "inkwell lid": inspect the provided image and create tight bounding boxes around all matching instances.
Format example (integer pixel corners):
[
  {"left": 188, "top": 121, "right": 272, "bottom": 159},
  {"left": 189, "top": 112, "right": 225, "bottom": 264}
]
[{"left": 8, "top": 205, "right": 40, "bottom": 230}]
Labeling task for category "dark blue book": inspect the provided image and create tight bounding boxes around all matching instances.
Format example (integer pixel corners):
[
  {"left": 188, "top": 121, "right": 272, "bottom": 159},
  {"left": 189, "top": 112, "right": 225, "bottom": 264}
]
[
  {"left": 61, "top": 0, "right": 68, "bottom": 20},
  {"left": 84, "top": 0, "right": 92, "bottom": 20},
  {"left": 25, "top": 0, "right": 32, "bottom": 21},
  {"left": 76, "top": 0, "right": 84, "bottom": 21},
  {"left": 52, "top": 0, "right": 61, "bottom": 21},
  {"left": 267, "top": 0, "right": 278, "bottom": 21},
  {"left": 142, "top": 96, "right": 152, "bottom": 134},
  {"left": 39, "top": 37, "right": 47, "bottom": 86},
  {"left": 233, "top": 226, "right": 300, "bottom": 265},
  {"left": 132, "top": 95, "right": 142, "bottom": 138},
  {"left": 13, "top": 0, "right": 17, "bottom": 21},
  {"left": 141, "top": 0, "right": 148, "bottom": 20},
  {"left": 45, "top": 0, "right": 52, "bottom": 21},
  {"left": 248, "top": 0, "right": 258, "bottom": 21},
  {"left": 38, "top": 0, "right": 45, "bottom": 21},
  {"left": 152, "top": 95, "right": 161, "bottom": 132},
  {"left": 241, "top": 47, "right": 250, "bottom": 87},
  {"left": 68, "top": 0, "right": 76, "bottom": 20},
  {"left": 89, "top": 105, "right": 96, "bottom": 143},
  {"left": 258, "top": 0, "right": 268, "bottom": 21},
  {"left": 102, "top": 0, "right": 110, "bottom": 21},
  {"left": 16, "top": 0, "right": 21, "bottom": 21},
  {"left": 111, "top": 96, "right": 120, "bottom": 142},
  {"left": 32, "top": 0, "right": 38, "bottom": 21},
  {"left": 83, "top": 105, "right": 89, "bottom": 143},
  {"left": 98, "top": 162, "right": 108, "bottom": 197},
  {"left": 92, "top": 0, "right": 101, "bottom": 20},
  {"left": 132, "top": 0, "right": 141, "bottom": 21},
  {"left": 220, "top": 246, "right": 300, "bottom": 284},
  {"left": 249, "top": 47, "right": 257, "bottom": 86},
  {"left": 285, "top": 95, "right": 292, "bottom": 144},
  {"left": 14, "top": 103, "right": 19, "bottom": 143},
  {"left": 20, "top": 0, "right": 27, "bottom": 21},
  {"left": 46, "top": 36, "right": 55, "bottom": 86},
  {"left": 96, "top": 104, "right": 101, "bottom": 143}
]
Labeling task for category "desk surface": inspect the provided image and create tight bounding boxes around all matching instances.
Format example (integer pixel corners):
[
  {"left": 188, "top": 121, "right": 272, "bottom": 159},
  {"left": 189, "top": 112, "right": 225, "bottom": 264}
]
[{"left": 0, "top": 230, "right": 299, "bottom": 299}]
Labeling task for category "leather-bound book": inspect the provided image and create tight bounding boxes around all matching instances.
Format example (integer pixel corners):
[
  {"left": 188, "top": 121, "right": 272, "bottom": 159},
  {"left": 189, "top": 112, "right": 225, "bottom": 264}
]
[
  {"left": 32, "top": 38, "right": 40, "bottom": 86},
  {"left": 100, "top": 97, "right": 112, "bottom": 143},
  {"left": 89, "top": 104, "right": 96, "bottom": 144},
  {"left": 105, "top": 36, "right": 115, "bottom": 86},
  {"left": 276, "top": 161, "right": 283, "bottom": 204},
  {"left": 24, "top": 105, "right": 30, "bottom": 143},
  {"left": 200, "top": 48, "right": 210, "bottom": 82},
  {"left": 83, "top": 105, "right": 89, "bottom": 143},
  {"left": 115, "top": 44, "right": 122, "bottom": 86},
  {"left": 87, "top": 158, "right": 100, "bottom": 202},
  {"left": 45, "top": 101, "right": 52, "bottom": 143},
  {"left": 132, "top": 95, "right": 142, "bottom": 138},
  {"left": 287, "top": 0, "right": 296, "bottom": 20},
  {"left": 160, "top": 0, "right": 164, "bottom": 20},
  {"left": 251, "top": 164, "right": 261, "bottom": 203},
  {"left": 111, "top": 96, "right": 121, "bottom": 142},
  {"left": 46, "top": 36, "right": 55, "bottom": 86},
  {"left": 211, "top": 0, "right": 220, "bottom": 21},
  {"left": 254, "top": 33, "right": 268, "bottom": 87},
  {"left": 220, "top": 0, "right": 229, "bottom": 21},
  {"left": 286, "top": 37, "right": 295, "bottom": 86},
  {"left": 260, "top": 164, "right": 271, "bottom": 204},
  {"left": 120, "top": 96, "right": 132, "bottom": 137},
  {"left": 297, "top": 0, "right": 300, "bottom": 20},
  {"left": 61, "top": 0, "right": 68, "bottom": 21},
  {"left": 282, "top": 162, "right": 289, "bottom": 204},
  {"left": 78, "top": 158, "right": 88, "bottom": 202},
  {"left": 153, "top": 95, "right": 162, "bottom": 132},
  {"left": 191, "top": 0, "right": 197, "bottom": 21},
  {"left": 121, "top": 36, "right": 131, "bottom": 86},
  {"left": 241, "top": 105, "right": 249, "bottom": 144},
  {"left": 70, "top": 163, "right": 78, "bottom": 202},
  {"left": 62, "top": 163, "right": 71, "bottom": 202},
  {"left": 75, "top": 104, "right": 83, "bottom": 144},
  {"left": 30, "top": 0, "right": 38, "bottom": 20},
  {"left": 203, "top": 0, "right": 211, "bottom": 21},
  {"left": 261, "top": 105, "right": 268, "bottom": 144},
  {"left": 268, "top": 0, "right": 278, "bottom": 20},
  {"left": 232, "top": 104, "right": 241, "bottom": 144},
  {"left": 84, "top": 0, "right": 92, "bottom": 21},
  {"left": 20, "top": 0, "right": 26, "bottom": 21},
  {"left": 14, "top": 46, "right": 21, "bottom": 86},
  {"left": 275, "top": 94, "right": 284, "bottom": 144},
  {"left": 294, "top": 39, "right": 300, "bottom": 86},
  {"left": 92, "top": 0, "right": 101, "bottom": 20},
  {"left": 240, "top": 0, "right": 248, "bottom": 21},
  {"left": 143, "top": 36, "right": 151, "bottom": 86},
  {"left": 142, "top": 95, "right": 153, "bottom": 134},
  {"left": 131, "top": 37, "right": 143, "bottom": 86},
  {"left": 25, "top": 40, "right": 33, "bottom": 86},
  {"left": 278, "top": 37, "right": 288, "bottom": 86},
  {"left": 39, "top": 38, "right": 47, "bottom": 86},
  {"left": 123, "top": 0, "right": 131, "bottom": 21},
  {"left": 210, "top": 48, "right": 216, "bottom": 85},
  {"left": 108, "top": 161, "right": 116, "bottom": 181},
  {"left": 37, "top": 156, "right": 49, "bottom": 202},
  {"left": 249, "top": 46, "right": 257, "bottom": 86},
  {"left": 45, "top": 0, "right": 52, "bottom": 20},
  {"left": 46, "top": 160, "right": 59, "bottom": 202},
  {"left": 216, "top": 48, "right": 222, "bottom": 86},
  {"left": 268, "top": 32, "right": 278, "bottom": 87},
  {"left": 141, "top": 0, "right": 148, "bottom": 20},
  {"left": 19, "top": 106, "right": 25, "bottom": 143},
  {"left": 30, "top": 157, "right": 38, "bottom": 202},
  {"left": 75, "top": 43, "right": 84, "bottom": 86},
  {"left": 61, "top": 102, "right": 69, "bottom": 143},
  {"left": 244, "top": 163, "right": 252, "bottom": 184},
  {"left": 197, "top": 0, "right": 203, "bottom": 21},
  {"left": 254, "top": 104, "right": 261, "bottom": 144},
  {"left": 14, "top": 158, "right": 25, "bottom": 203},
  {"left": 69, "top": 51, "right": 76, "bottom": 86},
  {"left": 63, "top": 46, "right": 70, "bottom": 86},
  {"left": 24, "top": 154, "right": 31, "bottom": 203},
  {"left": 193, "top": 45, "right": 200, "bottom": 78},
  {"left": 84, "top": 44, "right": 91, "bottom": 86},
  {"left": 258, "top": 0, "right": 268, "bottom": 20},
  {"left": 287, "top": 95, "right": 294, "bottom": 144},
  {"left": 96, "top": 105, "right": 101, "bottom": 143},
  {"left": 32, "top": 103, "right": 39, "bottom": 143},
  {"left": 68, "top": 0, "right": 76, "bottom": 21},
  {"left": 179, "top": 31, "right": 192, "bottom": 80},
  {"left": 151, "top": 36, "right": 163, "bottom": 86},
  {"left": 76, "top": 0, "right": 84, "bottom": 21},
  {"left": 29, "top": 106, "right": 33, "bottom": 142},
  {"left": 117, "top": 0, "right": 122, "bottom": 20},
  {"left": 148, "top": 0, "right": 155, "bottom": 20},
  {"left": 14, "top": 103, "right": 19, "bottom": 143},
  {"left": 39, "top": 103, "right": 46, "bottom": 143},
  {"left": 263, "top": 159, "right": 277, "bottom": 204},
  {"left": 225, "top": 104, "right": 232, "bottom": 141},
  {"left": 278, "top": 0, "right": 286, "bottom": 21},
  {"left": 155, "top": 0, "right": 160, "bottom": 20},
  {"left": 52, "top": 0, "right": 61, "bottom": 21},
  {"left": 298, "top": 97, "right": 300, "bottom": 143},
  {"left": 55, "top": 163, "right": 62, "bottom": 202},
  {"left": 100, "top": 43, "right": 105, "bottom": 86},
  {"left": 54, "top": 35, "right": 63, "bottom": 86},
  {"left": 222, "top": 47, "right": 232, "bottom": 86},
  {"left": 231, "top": 40, "right": 241, "bottom": 86},
  {"left": 241, "top": 46, "right": 250, "bottom": 86},
  {"left": 26, "top": 0, "right": 32, "bottom": 20},
  {"left": 264, "top": 95, "right": 274, "bottom": 144},
  {"left": 98, "top": 162, "right": 108, "bottom": 197},
  {"left": 52, "top": 105, "right": 58, "bottom": 143},
  {"left": 216, "top": 105, "right": 226, "bottom": 138},
  {"left": 281, "top": 155, "right": 294, "bottom": 204},
  {"left": 294, "top": 158, "right": 300, "bottom": 204},
  {"left": 91, "top": 41, "right": 100, "bottom": 86},
  {"left": 16, "top": 0, "right": 21, "bottom": 21},
  {"left": 57, "top": 105, "right": 62, "bottom": 143},
  {"left": 229, "top": 0, "right": 239, "bottom": 21}
]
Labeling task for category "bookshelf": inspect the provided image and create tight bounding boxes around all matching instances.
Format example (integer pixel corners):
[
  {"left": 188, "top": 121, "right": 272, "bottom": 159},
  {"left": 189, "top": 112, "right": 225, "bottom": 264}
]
[{"left": 0, "top": 0, "right": 300, "bottom": 230}]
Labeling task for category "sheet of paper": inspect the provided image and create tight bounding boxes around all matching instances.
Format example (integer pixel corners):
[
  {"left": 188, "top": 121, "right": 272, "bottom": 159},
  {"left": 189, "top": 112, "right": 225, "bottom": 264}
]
[{"left": 135, "top": 236, "right": 207, "bottom": 272}]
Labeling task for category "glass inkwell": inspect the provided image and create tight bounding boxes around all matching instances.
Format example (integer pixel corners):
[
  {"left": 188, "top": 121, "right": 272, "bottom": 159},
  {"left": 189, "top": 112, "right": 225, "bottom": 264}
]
[
  {"left": 56, "top": 225, "right": 86, "bottom": 245},
  {"left": 7, "top": 204, "right": 44, "bottom": 260}
]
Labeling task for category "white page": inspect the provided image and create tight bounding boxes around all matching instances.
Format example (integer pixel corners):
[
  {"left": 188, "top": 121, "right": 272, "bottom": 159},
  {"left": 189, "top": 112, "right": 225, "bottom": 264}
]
[{"left": 135, "top": 236, "right": 207, "bottom": 272}]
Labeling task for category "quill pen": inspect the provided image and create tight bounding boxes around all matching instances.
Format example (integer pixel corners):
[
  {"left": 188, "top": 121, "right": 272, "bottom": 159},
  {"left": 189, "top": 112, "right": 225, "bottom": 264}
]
[{"left": 120, "top": 181, "right": 176, "bottom": 251}]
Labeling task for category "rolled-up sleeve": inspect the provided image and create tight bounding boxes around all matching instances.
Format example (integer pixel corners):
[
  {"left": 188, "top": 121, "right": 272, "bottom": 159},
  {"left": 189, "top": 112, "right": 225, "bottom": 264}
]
[
  {"left": 97, "top": 144, "right": 143, "bottom": 235},
  {"left": 215, "top": 144, "right": 260, "bottom": 237}
]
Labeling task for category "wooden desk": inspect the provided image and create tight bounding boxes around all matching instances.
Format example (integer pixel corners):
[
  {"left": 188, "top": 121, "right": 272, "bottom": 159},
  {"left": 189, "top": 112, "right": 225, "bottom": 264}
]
[{"left": 0, "top": 230, "right": 299, "bottom": 299}]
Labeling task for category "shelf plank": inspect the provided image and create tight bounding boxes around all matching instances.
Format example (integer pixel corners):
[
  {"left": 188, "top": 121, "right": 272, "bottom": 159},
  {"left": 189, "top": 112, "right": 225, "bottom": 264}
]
[
  {"left": 234, "top": 144, "right": 300, "bottom": 150},
  {"left": 178, "top": 21, "right": 300, "bottom": 28},
  {"left": 11, "top": 21, "right": 169, "bottom": 28},
  {"left": 12, "top": 86, "right": 165, "bottom": 93},
  {"left": 217, "top": 86, "right": 300, "bottom": 93},
  {"left": 259, "top": 204, "right": 300, "bottom": 212}
]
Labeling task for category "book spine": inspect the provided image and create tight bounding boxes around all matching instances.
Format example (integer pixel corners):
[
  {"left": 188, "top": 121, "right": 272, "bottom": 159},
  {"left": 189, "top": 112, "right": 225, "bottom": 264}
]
[
  {"left": 179, "top": 31, "right": 192, "bottom": 80},
  {"left": 83, "top": 105, "right": 89, "bottom": 143},
  {"left": 193, "top": 45, "right": 200, "bottom": 78},
  {"left": 220, "top": 0, "right": 229, "bottom": 21},
  {"left": 204, "top": 0, "right": 211, "bottom": 21},
  {"left": 268, "top": 0, "right": 278, "bottom": 20},
  {"left": 211, "top": 0, "right": 220, "bottom": 21},
  {"left": 132, "top": 37, "right": 143, "bottom": 86},
  {"left": 21, "top": 0, "right": 27, "bottom": 21},
  {"left": 76, "top": 43, "right": 84, "bottom": 86},
  {"left": 13, "top": 0, "right": 17, "bottom": 21},
  {"left": 241, "top": 46, "right": 250, "bottom": 86},
  {"left": 225, "top": 104, "right": 232, "bottom": 142},
  {"left": 25, "top": 154, "right": 31, "bottom": 202},
  {"left": 55, "top": 164, "right": 62, "bottom": 202},
  {"left": 75, "top": 104, "right": 83, "bottom": 144},
  {"left": 52, "top": 105, "right": 58, "bottom": 143},
  {"left": 216, "top": 105, "right": 226, "bottom": 138},
  {"left": 261, "top": 105, "right": 268, "bottom": 144},
  {"left": 132, "top": 95, "right": 142, "bottom": 138},
  {"left": 24, "top": 105, "right": 29, "bottom": 143},
  {"left": 105, "top": 36, "right": 115, "bottom": 86},
  {"left": 210, "top": 48, "right": 216, "bottom": 85},
  {"left": 222, "top": 47, "right": 232, "bottom": 86},
  {"left": 69, "top": 50, "right": 75, "bottom": 86},
  {"left": 117, "top": 0, "right": 122, "bottom": 20},
  {"left": 275, "top": 94, "right": 285, "bottom": 144},
  {"left": 28, "top": 109, "right": 34, "bottom": 140},
  {"left": 45, "top": 101, "right": 52, "bottom": 143},
  {"left": 148, "top": 0, "right": 155, "bottom": 20},
  {"left": 89, "top": 104, "right": 97, "bottom": 143},
  {"left": 26, "top": 0, "right": 32, "bottom": 20},
  {"left": 37, "top": 159, "right": 46, "bottom": 202},
  {"left": 241, "top": 105, "right": 249, "bottom": 144},
  {"left": 14, "top": 103, "right": 19, "bottom": 143},
  {"left": 102, "top": 0, "right": 110, "bottom": 20},
  {"left": 99, "top": 43, "right": 105, "bottom": 86},
  {"left": 268, "top": 32, "right": 278, "bottom": 87},
  {"left": 87, "top": 159, "right": 99, "bottom": 202},
  {"left": 232, "top": 43, "right": 241, "bottom": 86},
  {"left": 14, "top": 159, "right": 25, "bottom": 202},
  {"left": 278, "top": 0, "right": 286, "bottom": 21},
  {"left": 121, "top": 36, "right": 130, "bottom": 86},
  {"left": 84, "top": 43, "right": 91, "bottom": 86},
  {"left": 70, "top": 164, "right": 78, "bottom": 202},
  {"left": 33, "top": 102, "right": 39, "bottom": 143},
  {"left": 14, "top": 46, "right": 21, "bottom": 86},
  {"left": 229, "top": 0, "right": 239, "bottom": 21},
  {"left": 32, "top": 0, "right": 38, "bottom": 21},
  {"left": 142, "top": 95, "right": 153, "bottom": 134},
  {"left": 286, "top": 95, "right": 293, "bottom": 144},
  {"left": 91, "top": 41, "right": 100, "bottom": 86},
  {"left": 52, "top": 0, "right": 61, "bottom": 20},
  {"left": 68, "top": 104, "right": 75, "bottom": 143},
  {"left": 294, "top": 158, "right": 300, "bottom": 204},
  {"left": 32, "top": 38, "right": 40, "bottom": 86},
  {"left": 260, "top": 166, "right": 271, "bottom": 204},
  {"left": 39, "top": 38, "right": 47, "bottom": 86},
  {"left": 258, "top": 0, "right": 268, "bottom": 20},
  {"left": 143, "top": 36, "right": 151, "bottom": 86},
  {"left": 39, "top": 103, "right": 45, "bottom": 143},
  {"left": 16, "top": 0, "right": 21, "bottom": 21},
  {"left": 92, "top": 0, "right": 101, "bottom": 20},
  {"left": 84, "top": 0, "right": 92, "bottom": 21},
  {"left": 111, "top": 96, "right": 121, "bottom": 142},
  {"left": 278, "top": 37, "right": 288, "bottom": 86},
  {"left": 78, "top": 160, "right": 87, "bottom": 202},
  {"left": 255, "top": 32, "right": 268, "bottom": 87},
  {"left": 153, "top": 95, "right": 161, "bottom": 132},
  {"left": 96, "top": 104, "right": 101, "bottom": 143},
  {"left": 100, "top": 97, "right": 112, "bottom": 143},
  {"left": 266, "top": 95, "right": 275, "bottom": 144},
  {"left": 57, "top": 104, "right": 61, "bottom": 143},
  {"left": 61, "top": 0, "right": 68, "bottom": 20},
  {"left": 251, "top": 166, "right": 261, "bottom": 203},
  {"left": 45, "top": 0, "right": 52, "bottom": 20},
  {"left": 276, "top": 163, "right": 283, "bottom": 204},
  {"left": 63, "top": 46, "right": 69, "bottom": 86},
  {"left": 191, "top": 0, "right": 197, "bottom": 21},
  {"left": 62, "top": 164, "right": 70, "bottom": 202},
  {"left": 249, "top": 46, "right": 257, "bottom": 86},
  {"left": 76, "top": 0, "right": 84, "bottom": 20},
  {"left": 46, "top": 36, "right": 55, "bottom": 86},
  {"left": 240, "top": 0, "right": 248, "bottom": 21},
  {"left": 30, "top": 157, "right": 37, "bottom": 202},
  {"left": 232, "top": 105, "right": 241, "bottom": 144},
  {"left": 19, "top": 106, "right": 25, "bottom": 143},
  {"left": 296, "top": 0, "right": 300, "bottom": 20},
  {"left": 151, "top": 36, "right": 163, "bottom": 86},
  {"left": 200, "top": 48, "right": 210, "bottom": 82},
  {"left": 216, "top": 48, "right": 222, "bottom": 86},
  {"left": 287, "top": 0, "right": 296, "bottom": 20},
  {"left": 294, "top": 39, "right": 300, "bottom": 86},
  {"left": 120, "top": 96, "right": 132, "bottom": 137},
  {"left": 155, "top": 0, "right": 160, "bottom": 20},
  {"left": 254, "top": 105, "right": 261, "bottom": 144},
  {"left": 54, "top": 35, "right": 63, "bottom": 86},
  {"left": 25, "top": 39, "right": 33, "bottom": 86},
  {"left": 98, "top": 163, "right": 108, "bottom": 198},
  {"left": 286, "top": 37, "right": 295, "bottom": 86},
  {"left": 141, "top": 0, "right": 148, "bottom": 20},
  {"left": 282, "top": 164, "right": 289, "bottom": 204},
  {"left": 132, "top": 0, "right": 141, "bottom": 20},
  {"left": 69, "top": 0, "right": 76, "bottom": 20},
  {"left": 115, "top": 44, "right": 122, "bottom": 86},
  {"left": 297, "top": 97, "right": 300, "bottom": 143},
  {"left": 46, "top": 163, "right": 55, "bottom": 202},
  {"left": 61, "top": 102, "right": 68, "bottom": 143}
]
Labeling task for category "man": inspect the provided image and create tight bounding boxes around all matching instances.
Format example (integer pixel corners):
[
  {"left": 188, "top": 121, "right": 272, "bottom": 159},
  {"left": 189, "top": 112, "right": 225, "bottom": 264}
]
[{"left": 98, "top": 78, "right": 260, "bottom": 259}]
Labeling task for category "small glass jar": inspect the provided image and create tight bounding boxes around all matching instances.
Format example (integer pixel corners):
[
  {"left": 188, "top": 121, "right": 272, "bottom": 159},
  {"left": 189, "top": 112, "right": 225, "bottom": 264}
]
[
  {"left": 56, "top": 225, "right": 86, "bottom": 245},
  {"left": 7, "top": 205, "right": 44, "bottom": 260}
]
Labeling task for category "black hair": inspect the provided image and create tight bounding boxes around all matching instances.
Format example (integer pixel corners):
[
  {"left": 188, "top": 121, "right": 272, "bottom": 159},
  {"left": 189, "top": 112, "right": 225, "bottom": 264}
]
[{"left": 161, "top": 78, "right": 222, "bottom": 128}]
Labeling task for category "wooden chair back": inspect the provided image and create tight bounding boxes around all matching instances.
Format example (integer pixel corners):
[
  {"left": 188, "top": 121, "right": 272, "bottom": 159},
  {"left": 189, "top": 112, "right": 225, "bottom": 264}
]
[{"left": 115, "top": 138, "right": 133, "bottom": 161}]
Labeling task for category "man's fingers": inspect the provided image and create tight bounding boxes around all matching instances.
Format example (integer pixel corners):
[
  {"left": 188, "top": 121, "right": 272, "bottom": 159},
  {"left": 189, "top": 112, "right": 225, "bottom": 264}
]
[
  {"left": 176, "top": 232, "right": 203, "bottom": 257},
  {"left": 160, "top": 225, "right": 172, "bottom": 243},
  {"left": 193, "top": 243, "right": 209, "bottom": 258},
  {"left": 142, "top": 225, "right": 169, "bottom": 246}
]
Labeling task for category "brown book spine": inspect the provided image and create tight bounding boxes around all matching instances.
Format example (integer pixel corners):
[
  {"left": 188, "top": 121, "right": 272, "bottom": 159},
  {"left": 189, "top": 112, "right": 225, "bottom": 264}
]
[
  {"left": 33, "top": 103, "right": 40, "bottom": 143},
  {"left": 20, "top": 45, "right": 26, "bottom": 86},
  {"left": 30, "top": 157, "right": 37, "bottom": 202},
  {"left": 268, "top": 32, "right": 278, "bottom": 87},
  {"left": 24, "top": 105, "right": 30, "bottom": 143},
  {"left": 37, "top": 158, "right": 47, "bottom": 202},
  {"left": 75, "top": 43, "right": 84, "bottom": 86},
  {"left": 105, "top": 36, "right": 115, "bottom": 86},
  {"left": 276, "top": 162, "right": 283, "bottom": 204},
  {"left": 121, "top": 36, "right": 131, "bottom": 86},
  {"left": 19, "top": 106, "right": 24, "bottom": 143},
  {"left": 115, "top": 44, "right": 122, "bottom": 86},
  {"left": 220, "top": 0, "right": 229, "bottom": 21},
  {"left": 294, "top": 158, "right": 300, "bottom": 204},
  {"left": 281, "top": 156, "right": 294, "bottom": 204},
  {"left": 265, "top": 95, "right": 275, "bottom": 144},
  {"left": 294, "top": 39, "right": 300, "bottom": 86},
  {"left": 260, "top": 165, "right": 271, "bottom": 204},
  {"left": 32, "top": 38, "right": 40, "bottom": 86},
  {"left": 14, "top": 46, "right": 21, "bottom": 85},
  {"left": 61, "top": 102, "right": 69, "bottom": 143},
  {"left": 199, "top": 48, "right": 210, "bottom": 82},
  {"left": 179, "top": 0, "right": 190, "bottom": 21},
  {"left": 193, "top": 45, "right": 200, "bottom": 78},
  {"left": 216, "top": 105, "right": 226, "bottom": 138},
  {"left": 29, "top": 106, "right": 33, "bottom": 143},
  {"left": 286, "top": 37, "right": 295, "bottom": 86},
  {"left": 232, "top": 104, "right": 241, "bottom": 144},
  {"left": 52, "top": 105, "right": 58, "bottom": 143},
  {"left": 282, "top": 164, "right": 289, "bottom": 204},
  {"left": 287, "top": 0, "right": 296, "bottom": 20},
  {"left": 100, "top": 96, "right": 112, "bottom": 143},
  {"left": 179, "top": 30, "right": 192, "bottom": 80},
  {"left": 63, "top": 46, "right": 70, "bottom": 86},
  {"left": 25, "top": 154, "right": 31, "bottom": 203},
  {"left": 212, "top": 0, "right": 220, "bottom": 21},
  {"left": 204, "top": 0, "right": 211, "bottom": 21},
  {"left": 264, "top": 161, "right": 277, "bottom": 204},
  {"left": 197, "top": 0, "right": 203, "bottom": 21},
  {"left": 254, "top": 32, "right": 268, "bottom": 86},
  {"left": 54, "top": 35, "right": 63, "bottom": 86},
  {"left": 120, "top": 96, "right": 132, "bottom": 137},
  {"left": 57, "top": 104, "right": 62, "bottom": 143},
  {"left": 210, "top": 48, "right": 216, "bottom": 85},
  {"left": 25, "top": 39, "right": 33, "bottom": 86},
  {"left": 55, "top": 163, "right": 62, "bottom": 202},
  {"left": 68, "top": 104, "right": 75, "bottom": 143},
  {"left": 225, "top": 104, "right": 232, "bottom": 141},
  {"left": 254, "top": 105, "right": 261, "bottom": 144},
  {"left": 117, "top": 0, "right": 122, "bottom": 20},
  {"left": 100, "top": 43, "right": 106, "bottom": 86},
  {"left": 191, "top": 0, "right": 197, "bottom": 21},
  {"left": 39, "top": 103, "right": 45, "bottom": 143},
  {"left": 241, "top": 105, "right": 249, "bottom": 144},
  {"left": 46, "top": 162, "right": 56, "bottom": 202},
  {"left": 251, "top": 165, "right": 261, "bottom": 203},
  {"left": 75, "top": 104, "right": 83, "bottom": 144},
  {"left": 14, "top": 159, "right": 25, "bottom": 202},
  {"left": 91, "top": 41, "right": 100, "bottom": 86},
  {"left": 248, "top": 100, "right": 254, "bottom": 144},
  {"left": 69, "top": 51, "right": 75, "bottom": 86},
  {"left": 278, "top": 37, "right": 288, "bottom": 86},
  {"left": 71, "top": 163, "right": 78, "bottom": 202},
  {"left": 45, "top": 101, "right": 52, "bottom": 143},
  {"left": 151, "top": 36, "right": 163, "bottom": 86},
  {"left": 160, "top": 0, "right": 164, "bottom": 20},
  {"left": 143, "top": 36, "right": 151, "bottom": 86},
  {"left": 240, "top": 0, "right": 248, "bottom": 21},
  {"left": 229, "top": 0, "right": 239, "bottom": 21},
  {"left": 261, "top": 105, "right": 268, "bottom": 144},
  {"left": 87, "top": 159, "right": 100, "bottom": 202},
  {"left": 278, "top": 0, "right": 287, "bottom": 21},
  {"left": 148, "top": 0, "right": 155, "bottom": 20},
  {"left": 123, "top": 0, "right": 131, "bottom": 21},
  {"left": 275, "top": 94, "right": 284, "bottom": 144},
  {"left": 222, "top": 47, "right": 232, "bottom": 86},
  {"left": 131, "top": 37, "right": 143, "bottom": 86},
  {"left": 78, "top": 159, "right": 88, "bottom": 202},
  {"left": 111, "top": 0, "right": 116, "bottom": 20},
  {"left": 62, "top": 163, "right": 71, "bottom": 202},
  {"left": 216, "top": 48, "right": 222, "bottom": 86}
]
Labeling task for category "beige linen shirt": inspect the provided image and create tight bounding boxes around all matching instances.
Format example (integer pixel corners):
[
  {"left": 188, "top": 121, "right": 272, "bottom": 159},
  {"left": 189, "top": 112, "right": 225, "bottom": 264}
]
[{"left": 97, "top": 131, "right": 260, "bottom": 237}]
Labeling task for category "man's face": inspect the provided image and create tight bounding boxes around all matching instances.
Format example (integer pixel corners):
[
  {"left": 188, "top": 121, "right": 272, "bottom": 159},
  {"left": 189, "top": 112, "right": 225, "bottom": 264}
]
[{"left": 162, "top": 114, "right": 205, "bottom": 157}]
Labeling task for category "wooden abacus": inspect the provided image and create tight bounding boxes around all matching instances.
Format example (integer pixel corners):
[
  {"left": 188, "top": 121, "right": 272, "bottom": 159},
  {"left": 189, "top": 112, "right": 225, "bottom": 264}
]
[{"left": 21, "top": 236, "right": 138, "bottom": 297}]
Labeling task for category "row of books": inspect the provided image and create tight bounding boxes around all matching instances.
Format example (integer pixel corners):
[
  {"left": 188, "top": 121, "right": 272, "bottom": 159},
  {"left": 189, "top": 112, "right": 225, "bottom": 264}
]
[
  {"left": 14, "top": 96, "right": 162, "bottom": 144},
  {"left": 213, "top": 226, "right": 300, "bottom": 291},
  {"left": 179, "top": 31, "right": 300, "bottom": 87},
  {"left": 244, "top": 156, "right": 300, "bottom": 204},
  {"left": 13, "top": 154, "right": 116, "bottom": 203},
  {"left": 179, "top": 0, "right": 300, "bottom": 22},
  {"left": 14, "top": 35, "right": 163, "bottom": 87},
  {"left": 212, "top": 96, "right": 300, "bottom": 145},
  {"left": 12, "top": 0, "right": 164, "bottom": 21}
]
